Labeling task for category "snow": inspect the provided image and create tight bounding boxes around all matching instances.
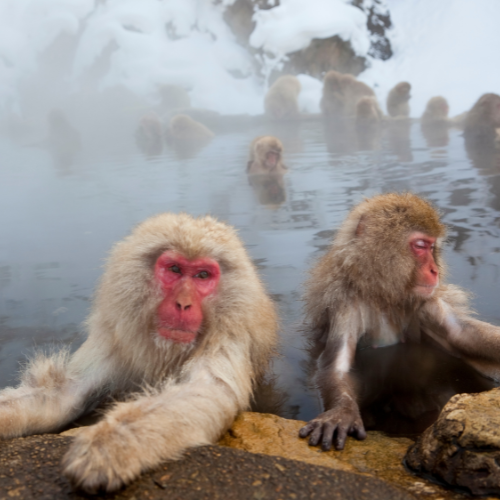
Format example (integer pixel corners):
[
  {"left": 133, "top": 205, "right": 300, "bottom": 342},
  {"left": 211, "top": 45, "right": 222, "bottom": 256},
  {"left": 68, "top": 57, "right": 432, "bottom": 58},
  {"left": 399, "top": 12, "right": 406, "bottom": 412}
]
[
  {"left": 363, "top": 0, "right": 500, "bottom": 117},
  {"left": 0, "top": 0, "right": 498, "bottom": 117}
]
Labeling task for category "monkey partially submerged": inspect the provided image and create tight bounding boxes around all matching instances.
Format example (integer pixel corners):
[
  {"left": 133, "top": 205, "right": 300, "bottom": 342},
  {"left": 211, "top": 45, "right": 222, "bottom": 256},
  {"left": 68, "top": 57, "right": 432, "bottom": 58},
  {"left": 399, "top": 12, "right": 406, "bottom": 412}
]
[
  {"left": 0, "top": 214, "right": 278, "bottom": 492},
  {"left": 300, "top": 193, "right": 500, "bottom": 451}
]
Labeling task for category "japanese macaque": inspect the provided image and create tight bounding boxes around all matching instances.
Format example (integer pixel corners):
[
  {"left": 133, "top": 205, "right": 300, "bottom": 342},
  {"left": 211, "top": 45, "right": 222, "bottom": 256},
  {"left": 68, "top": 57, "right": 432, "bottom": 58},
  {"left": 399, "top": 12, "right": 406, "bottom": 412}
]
[
  {"left": 386, "top": 82, "right": 411, "bottom": 118},
  {"left": 421, "top": 96, "right": 450, "bottom": 148},
  {"left": 135, "top": 112, "right": 163, "bottom": 157},
  {"left": 463, "top": 93, "right": 500, "bottom": 148},
  {"left": 355, "top": 96, "right": 383, "bottom": 150},
  {"left": 321, "top": 70, "right": 375, "bottom": 118},
  {"left": 264, "top": 75, "right": 301, "bottom": 120},
  {"left": 299, "top": 193, "right": 500, "bottom": 451},
  {"left": 247, "top": 136, "right": 287, "bottom": 207},
  {"left": 247, "top": 136, "right": 287, "bottom": 175},
  {"left": 0, "top": 214, "right": 278, "bottom": 492},
  {"left": 165, "top": 114, "right": 215, "bottom": 157}
]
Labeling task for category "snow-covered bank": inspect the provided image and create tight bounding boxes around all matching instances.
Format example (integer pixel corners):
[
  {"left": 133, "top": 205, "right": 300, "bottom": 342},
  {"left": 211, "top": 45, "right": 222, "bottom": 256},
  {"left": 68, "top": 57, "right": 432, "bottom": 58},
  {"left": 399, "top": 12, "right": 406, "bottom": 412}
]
[
  {"left": 363, "top": 0, "right": 500, "bottom": 117},
  {"left": 0, "top": 0, "right": 498, "bottom": 117}
]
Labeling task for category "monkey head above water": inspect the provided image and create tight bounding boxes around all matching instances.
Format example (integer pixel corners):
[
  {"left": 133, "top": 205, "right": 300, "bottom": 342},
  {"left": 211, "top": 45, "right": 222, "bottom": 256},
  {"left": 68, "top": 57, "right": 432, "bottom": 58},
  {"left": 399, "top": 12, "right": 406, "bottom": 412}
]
[
  {"left": 0, "top": 213, "right": 278, "bottom": 493},
  {"left": 300, "top": 193, "right": 500, "bottom": 451},
  {"left": 247, "top": 136, "right": 287, "bottom": 175}
]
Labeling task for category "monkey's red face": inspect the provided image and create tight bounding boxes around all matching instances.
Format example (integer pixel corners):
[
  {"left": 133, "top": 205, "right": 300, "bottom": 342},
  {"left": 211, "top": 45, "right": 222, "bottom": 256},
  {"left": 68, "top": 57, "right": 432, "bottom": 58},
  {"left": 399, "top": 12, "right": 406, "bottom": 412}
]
[
  {"left": 265, "top": 151, "right": 280, "bottom": 170},
  {"left": 154, "top": 251, "right": 220, "bottom": 344},
  {"left": 409, "top": 232, "right": 439, "bottom": 297}
]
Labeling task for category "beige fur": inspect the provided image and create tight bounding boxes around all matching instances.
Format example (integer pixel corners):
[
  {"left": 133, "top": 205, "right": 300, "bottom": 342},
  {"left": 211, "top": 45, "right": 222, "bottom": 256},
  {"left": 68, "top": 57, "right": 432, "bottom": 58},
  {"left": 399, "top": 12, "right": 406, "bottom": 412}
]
[
  {"left": 247, "top": 136, "right": 287, "bottom": 175},
  {"left": 264, "top": 75, "right": 301, "bottom": 119},
  {"left": 0, "top": 213, "right": 278, "bottom": 492},
  {"left": 386, "top": 82, "right": 411, "bottom": 118},
  {"left": 321, "top": 71, "right": 375, "bottom": 118}
]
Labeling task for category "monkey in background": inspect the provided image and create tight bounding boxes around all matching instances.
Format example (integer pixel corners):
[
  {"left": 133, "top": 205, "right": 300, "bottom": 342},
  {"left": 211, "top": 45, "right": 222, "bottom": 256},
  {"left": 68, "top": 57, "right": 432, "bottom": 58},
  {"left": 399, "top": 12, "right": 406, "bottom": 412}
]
[
  {"left": 264, "top": 75, "right": 301, "bottom": 120},
  {"left": 386, "top": 82, "right": 411, "bottom": 118},
  {"left": 135, "top": 112, "right": 164, "bottom": 157},
  {"left": 355, "top": 96, "right": 383, "bottom": 150},
  {"left": 247, "top": 136, "right": 287, "bottom": 207},
  {"left": 165, "top": 114, "right": 215, "bottom": 158},
  {"left": 420, "top": 96, "right": 450, "bottom": 147},
  {"left": 464, "top": 93, "right": 500, "bottom": 149},
  {"left": 247, "top": 136, "right": 287, "bottom": 175},
  {"left": 321, "top": 70, "right": 375, "bottom": 118},
  {"left": 300, "top": 193, "right": 500, "bottom": 451},
  {"left": 0, "top": 214, "right": 278, "bottom": 492}
]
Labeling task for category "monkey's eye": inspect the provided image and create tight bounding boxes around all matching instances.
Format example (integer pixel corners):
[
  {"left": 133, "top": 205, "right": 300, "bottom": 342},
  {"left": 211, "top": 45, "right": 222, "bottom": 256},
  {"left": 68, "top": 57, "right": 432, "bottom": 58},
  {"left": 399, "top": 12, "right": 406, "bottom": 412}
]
[
  {"left": 414, "top": 240, "right": 426, "bottom": 249},
  {"left": 170, "top": 265, "right": 181, "bottom": 274},
  {"left": 196, "top": 271, "right": 209, "bottom": 279}
]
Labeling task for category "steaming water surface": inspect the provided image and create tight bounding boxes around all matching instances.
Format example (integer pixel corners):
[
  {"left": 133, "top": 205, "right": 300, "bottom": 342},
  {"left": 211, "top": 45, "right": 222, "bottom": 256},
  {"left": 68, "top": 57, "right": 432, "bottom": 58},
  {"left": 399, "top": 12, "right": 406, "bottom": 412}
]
[{"left": 1, "top": 119, "right": 500, "bottom": 434}]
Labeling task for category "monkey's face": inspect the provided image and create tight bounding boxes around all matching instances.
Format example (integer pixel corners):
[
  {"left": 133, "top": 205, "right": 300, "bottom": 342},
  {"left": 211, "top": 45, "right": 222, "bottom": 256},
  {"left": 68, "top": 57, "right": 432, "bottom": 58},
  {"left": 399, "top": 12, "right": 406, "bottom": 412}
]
[
  {"left": 154, "top": 251, "right": 220, "bottom": 344},
  {"left": 264, "top": 149, "right": 281, "bottom": 170},
  {"left": 408, "top": 232, "right": 439, "bottom": 298}
]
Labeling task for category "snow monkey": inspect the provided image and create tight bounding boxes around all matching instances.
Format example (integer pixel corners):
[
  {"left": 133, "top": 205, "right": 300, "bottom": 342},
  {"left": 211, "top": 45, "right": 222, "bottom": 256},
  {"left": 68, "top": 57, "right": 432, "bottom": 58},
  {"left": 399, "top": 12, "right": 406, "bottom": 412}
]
[
  {"left": 463, "top": 93, "right": 500, "bottom": 147},
  {"left": 421, "top": 96, "right": 450, "bottom": 148},
  {"left": 247, "top": 136, "right": 287, "bottom": 175},
  {"left": 264, "top": 75, "right": 301, "bottom": 119},
  {"left": 0, "top": 214, "right": 278, "bottom": 492},
  {"left": 135, "top": 112, "right": 164, "bottom": 157},
  {"left": 321, "top": 70, "right": 375, "bottom": 118},
  {"left": 165, "top": 114, "right": 215, "bottom": 156},
  {"left": 299, "top": 193, "right": 500, "bottom": 451},
  {"left": 386, "top": 82, "right": 411, "bottom": 117}
]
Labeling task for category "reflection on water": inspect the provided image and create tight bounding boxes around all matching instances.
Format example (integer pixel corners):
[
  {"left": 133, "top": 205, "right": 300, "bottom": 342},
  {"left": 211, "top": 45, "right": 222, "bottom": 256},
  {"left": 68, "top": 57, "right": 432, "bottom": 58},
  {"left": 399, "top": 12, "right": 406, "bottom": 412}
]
[{"left": 1, "top": 117, "right": 500, "bottom": 434}]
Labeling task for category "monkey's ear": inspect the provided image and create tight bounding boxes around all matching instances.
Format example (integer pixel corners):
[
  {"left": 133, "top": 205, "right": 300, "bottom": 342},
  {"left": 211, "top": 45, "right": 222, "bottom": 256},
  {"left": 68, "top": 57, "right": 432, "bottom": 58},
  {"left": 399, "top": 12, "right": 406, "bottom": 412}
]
[{"left": 355, "top": 216, "right": 365, "bottom": 237}]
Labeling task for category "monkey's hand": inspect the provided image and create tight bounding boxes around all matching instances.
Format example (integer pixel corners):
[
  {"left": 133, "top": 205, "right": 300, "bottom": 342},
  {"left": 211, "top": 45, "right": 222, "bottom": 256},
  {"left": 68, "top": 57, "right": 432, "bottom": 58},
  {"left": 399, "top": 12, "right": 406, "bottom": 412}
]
[
  {"left": 62, "top": 421, "right": 143, "bottom": 493},
  {"left": 298, "top": 401, "right": 366, "bottom": 451}
]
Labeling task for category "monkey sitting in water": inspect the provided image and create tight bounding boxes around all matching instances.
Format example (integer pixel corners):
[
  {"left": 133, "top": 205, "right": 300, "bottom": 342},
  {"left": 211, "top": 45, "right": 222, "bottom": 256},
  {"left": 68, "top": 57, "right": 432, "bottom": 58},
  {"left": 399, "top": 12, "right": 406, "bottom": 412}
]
[
  {"left": 300, "top": 193, "right": 500, "bottom": 451},
  {"left": 247, "top": 136, "right": 287, "bottom": 206},
  {"left": 0, "top": 214, "right": 278, "bottom": 492}
]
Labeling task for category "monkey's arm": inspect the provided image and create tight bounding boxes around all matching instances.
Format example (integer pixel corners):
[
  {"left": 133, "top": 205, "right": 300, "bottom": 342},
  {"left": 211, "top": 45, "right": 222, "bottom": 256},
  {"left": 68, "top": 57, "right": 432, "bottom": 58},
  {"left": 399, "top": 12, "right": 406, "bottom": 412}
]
[
  {"left": 421, "top": 286, "right": 500, "bottom": 381},
  {"left": 62, "top": 346, "right": 250, "bottom": 493},
  {"left": 0, "top": 343, "right": 114, "bottom": 439},
  {"left": 299, "top": 314, "right": 366, "bottom": 451}
]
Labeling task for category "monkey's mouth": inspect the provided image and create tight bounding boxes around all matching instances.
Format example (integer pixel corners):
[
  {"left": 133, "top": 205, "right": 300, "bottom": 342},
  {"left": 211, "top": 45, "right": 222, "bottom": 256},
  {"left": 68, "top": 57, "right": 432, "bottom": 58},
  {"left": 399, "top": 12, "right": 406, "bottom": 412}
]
[{"left": 157, "top": 326, "right": 197, "bottom": 344}]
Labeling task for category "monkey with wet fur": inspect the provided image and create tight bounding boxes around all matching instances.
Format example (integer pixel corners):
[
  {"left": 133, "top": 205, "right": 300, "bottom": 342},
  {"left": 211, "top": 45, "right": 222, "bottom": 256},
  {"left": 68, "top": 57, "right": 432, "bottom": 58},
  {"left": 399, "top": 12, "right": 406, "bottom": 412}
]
[
  {"left": 247, "top": 136, "right": 287, "bottom": 175},
  {"left": 300, "top": 193, "right": 500, "bottom": 451},
  {"left": 387, "top": 82, "right": 411, "bottom": 117},
  {"left": 463, "top": 93, "right": 500, "bottom": 148},
  {"left": 264, "top": 75, "right": 301, "bottom": 120},
  {"left": 0, "top": 214, "right": 278, "bottom": 492}
]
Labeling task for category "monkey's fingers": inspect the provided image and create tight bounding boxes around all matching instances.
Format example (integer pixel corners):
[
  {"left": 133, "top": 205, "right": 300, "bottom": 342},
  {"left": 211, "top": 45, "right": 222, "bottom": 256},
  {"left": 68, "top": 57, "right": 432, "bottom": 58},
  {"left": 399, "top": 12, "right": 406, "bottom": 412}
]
[
  {"left": 308, "top": 423, "right": 324, "bottom": 447},
  {"left": 298, "top": 422, "right": 316, "bottom": 438},
  {"left": 334, "top": 425, "right": 349, "bottom": 450},
  {"left": 321, "top": 422, "right": 335, "bottom": 451},
  {"left": 350, "top": 422, "right": 367, "bottom": 441}
]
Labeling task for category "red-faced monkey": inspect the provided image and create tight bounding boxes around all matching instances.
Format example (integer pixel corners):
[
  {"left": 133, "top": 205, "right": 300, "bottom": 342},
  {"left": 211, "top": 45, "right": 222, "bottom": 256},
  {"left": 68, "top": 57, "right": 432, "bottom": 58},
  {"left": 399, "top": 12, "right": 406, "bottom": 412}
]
[
  {"left": 0, "top": 214, "right": 278, "bottom": 492},
  {"left": 299, "top": 193, "right": 500, "bottom": 451},
  {"left": 264, "top": 75, "right": 301, "bottom": 119},
  {"left": 387, "top": 82, "right": 411, "bottom": 117},
  {"left": 247, "top": 136, "right": 287, "bottom": 175}
]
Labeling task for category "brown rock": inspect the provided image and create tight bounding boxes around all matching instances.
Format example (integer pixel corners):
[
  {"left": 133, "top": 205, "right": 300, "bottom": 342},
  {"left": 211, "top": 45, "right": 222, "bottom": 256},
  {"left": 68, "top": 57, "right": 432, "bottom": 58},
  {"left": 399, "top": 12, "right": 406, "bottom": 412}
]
[
  {"left": 220, "top": 412, "right": 470, "bottom": 499},
  {"left": 406, "top": 388, "right": 500, "bottom": 496}
]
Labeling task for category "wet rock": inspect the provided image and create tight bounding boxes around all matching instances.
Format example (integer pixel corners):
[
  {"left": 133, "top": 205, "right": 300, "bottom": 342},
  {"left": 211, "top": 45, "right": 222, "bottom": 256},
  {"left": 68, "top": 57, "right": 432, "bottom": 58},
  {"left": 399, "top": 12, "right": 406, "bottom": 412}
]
[
  {"left": 406, "top": 388, "right": 500, "bottom": 496},
  {"left": 220, "top": 412, "right": 470, "bottom": 499},
  {"left": 0, "top": 434, "right": 412, "bottom": 499}
]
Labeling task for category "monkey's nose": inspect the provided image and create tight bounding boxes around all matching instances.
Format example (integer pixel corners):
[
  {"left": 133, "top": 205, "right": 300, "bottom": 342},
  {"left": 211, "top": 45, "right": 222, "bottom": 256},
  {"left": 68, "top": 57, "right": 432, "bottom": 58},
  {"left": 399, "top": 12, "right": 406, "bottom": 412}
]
[{"left": 176, "top": 298, "right": 192, "bottom": 311}]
